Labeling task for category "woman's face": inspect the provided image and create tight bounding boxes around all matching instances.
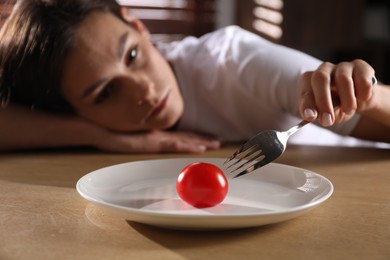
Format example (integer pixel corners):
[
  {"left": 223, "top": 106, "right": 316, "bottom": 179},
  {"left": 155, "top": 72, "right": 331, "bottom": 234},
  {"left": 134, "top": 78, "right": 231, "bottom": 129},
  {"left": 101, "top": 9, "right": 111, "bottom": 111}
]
[{"left": 61, "top": 11, "right": 183, "bottom": 131}]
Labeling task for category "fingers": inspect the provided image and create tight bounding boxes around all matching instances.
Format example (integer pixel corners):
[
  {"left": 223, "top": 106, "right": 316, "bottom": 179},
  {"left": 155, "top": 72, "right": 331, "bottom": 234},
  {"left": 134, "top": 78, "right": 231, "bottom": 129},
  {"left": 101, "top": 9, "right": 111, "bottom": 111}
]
[
  {"left": 300, "top": 68, "right": 334, "bottom": 126},
  {"left": 300, "top": 59, "right": 376, "bottom": 127},
  {"left": 299, "top": 71, "right": 318, "bottom": 121},
  {"left": 97, "top": 130, "right": 222, "bottom": 154},
  {"left": 333, "top": 62, "right": 356, "bottom": 114},
  {"left": 352, "top": 59, "right": 376, "bottom": 102},
  {"left": 159, "top": 132, "right": 222, "bottom": 153},
  {"left": 161, "top": 139, "right": 220, "bottom": 153}
]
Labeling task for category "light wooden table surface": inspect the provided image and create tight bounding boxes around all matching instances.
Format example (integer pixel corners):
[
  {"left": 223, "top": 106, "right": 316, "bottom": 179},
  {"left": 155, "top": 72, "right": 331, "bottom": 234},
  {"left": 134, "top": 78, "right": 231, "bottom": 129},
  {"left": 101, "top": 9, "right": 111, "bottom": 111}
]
[{"left": 1, "top": 145, "right": 389, "bottom": 260}]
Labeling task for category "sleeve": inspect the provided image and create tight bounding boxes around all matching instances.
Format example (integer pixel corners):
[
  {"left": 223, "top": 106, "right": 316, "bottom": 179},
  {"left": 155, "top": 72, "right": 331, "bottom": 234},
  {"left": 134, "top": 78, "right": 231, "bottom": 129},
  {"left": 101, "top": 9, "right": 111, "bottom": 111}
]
[{"left": 227, "top": 26, "right": 361, "bottom": 136}]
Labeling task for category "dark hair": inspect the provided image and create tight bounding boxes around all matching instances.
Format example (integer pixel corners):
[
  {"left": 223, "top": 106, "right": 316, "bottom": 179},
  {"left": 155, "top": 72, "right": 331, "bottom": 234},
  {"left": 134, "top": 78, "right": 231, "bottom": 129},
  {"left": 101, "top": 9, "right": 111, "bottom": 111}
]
[{"left": 0, "top": 0, "right": 125, "bottom": 112}]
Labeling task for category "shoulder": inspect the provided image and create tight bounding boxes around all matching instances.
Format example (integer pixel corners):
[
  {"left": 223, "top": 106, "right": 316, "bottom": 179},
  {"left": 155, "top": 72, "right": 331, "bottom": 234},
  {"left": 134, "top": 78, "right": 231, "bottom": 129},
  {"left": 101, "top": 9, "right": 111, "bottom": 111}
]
[
  {"left": 156, "top": 26, "right": 269, "bottom": 59},
  {"left": 155, "top": 27, "right": 253, "bottom": 84}
]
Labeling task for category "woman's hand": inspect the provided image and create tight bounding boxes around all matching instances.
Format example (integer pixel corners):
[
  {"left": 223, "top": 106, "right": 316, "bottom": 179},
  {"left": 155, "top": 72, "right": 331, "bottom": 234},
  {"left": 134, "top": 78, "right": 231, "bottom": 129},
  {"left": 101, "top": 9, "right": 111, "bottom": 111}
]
[
  {"left": 92, "top": 128, "right": 222, "bottom": 153},
  {"left": 0, "top": 104, "right": 220, "bottom": 153},
  {"left": 299, "top": 59, "right": 376, "bottom": 127}
]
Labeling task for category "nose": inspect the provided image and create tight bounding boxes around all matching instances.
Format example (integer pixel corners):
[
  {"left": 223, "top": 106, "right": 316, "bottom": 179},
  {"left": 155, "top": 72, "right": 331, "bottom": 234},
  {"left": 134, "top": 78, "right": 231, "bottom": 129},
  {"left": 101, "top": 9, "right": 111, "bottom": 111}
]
[{"left": 120, "top": 74, "right": 156, "bottom": 105}]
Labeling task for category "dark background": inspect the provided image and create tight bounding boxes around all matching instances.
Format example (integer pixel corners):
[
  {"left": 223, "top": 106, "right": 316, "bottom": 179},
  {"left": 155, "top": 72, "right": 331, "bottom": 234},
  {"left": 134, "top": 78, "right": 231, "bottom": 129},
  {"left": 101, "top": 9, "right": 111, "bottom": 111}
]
[{"left": 1, "top": 0, "right": 389, "bottom": 83}]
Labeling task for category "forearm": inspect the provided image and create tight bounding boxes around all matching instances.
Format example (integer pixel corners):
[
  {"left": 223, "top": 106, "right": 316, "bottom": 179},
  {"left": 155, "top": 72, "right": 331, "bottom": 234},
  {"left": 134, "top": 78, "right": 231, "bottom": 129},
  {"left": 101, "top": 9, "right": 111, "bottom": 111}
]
[
  {"left": 351, "top": 84, "right": 390, "bottom": 142},
  {"left": 0, "top": 104, "right": 222, "bottom": 153},
  {"left": 361, "top": 84, "right": 390, "bottom": 127},
  {"left": 0, "top": 105, "right": 97, "bottom": 151}
]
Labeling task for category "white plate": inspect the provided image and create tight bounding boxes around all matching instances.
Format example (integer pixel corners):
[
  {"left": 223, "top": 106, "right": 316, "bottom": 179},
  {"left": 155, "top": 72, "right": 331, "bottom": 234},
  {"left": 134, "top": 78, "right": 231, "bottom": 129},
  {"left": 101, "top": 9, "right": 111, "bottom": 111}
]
[{"left": 76, "top": 158, "right": 333, "bottom": 230}]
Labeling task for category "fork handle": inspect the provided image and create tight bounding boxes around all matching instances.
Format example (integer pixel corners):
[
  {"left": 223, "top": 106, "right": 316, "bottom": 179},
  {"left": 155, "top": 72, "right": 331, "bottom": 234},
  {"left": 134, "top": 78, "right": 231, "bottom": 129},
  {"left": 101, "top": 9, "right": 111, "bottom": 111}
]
[{"left": 286, "top": 120, "right": 310, "bottom": 137}]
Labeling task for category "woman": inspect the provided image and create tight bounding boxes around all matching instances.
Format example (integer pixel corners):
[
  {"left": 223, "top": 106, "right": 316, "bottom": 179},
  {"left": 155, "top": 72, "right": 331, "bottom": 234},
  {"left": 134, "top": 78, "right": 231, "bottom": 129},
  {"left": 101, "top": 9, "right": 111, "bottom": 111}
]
[{"left": 0, "top": 0, "right": 389, "bottom": 153}]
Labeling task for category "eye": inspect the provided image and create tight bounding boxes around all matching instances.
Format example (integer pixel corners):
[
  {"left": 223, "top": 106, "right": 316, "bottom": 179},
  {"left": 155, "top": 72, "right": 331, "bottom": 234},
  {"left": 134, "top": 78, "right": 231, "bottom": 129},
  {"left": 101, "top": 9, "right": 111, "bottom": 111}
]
[
  {"left": 126, "top": 45, "right": 138, "bottom": 66},
  {"left": 95, "top": 85, "right": 114, "bottom": 104}
]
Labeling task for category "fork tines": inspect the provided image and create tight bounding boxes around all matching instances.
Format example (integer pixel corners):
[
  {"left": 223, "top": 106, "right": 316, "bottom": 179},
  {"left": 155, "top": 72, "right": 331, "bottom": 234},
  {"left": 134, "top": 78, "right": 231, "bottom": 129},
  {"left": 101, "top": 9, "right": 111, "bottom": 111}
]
[{"left": 223, "top": 144, "right": 265, "bottom": 178}]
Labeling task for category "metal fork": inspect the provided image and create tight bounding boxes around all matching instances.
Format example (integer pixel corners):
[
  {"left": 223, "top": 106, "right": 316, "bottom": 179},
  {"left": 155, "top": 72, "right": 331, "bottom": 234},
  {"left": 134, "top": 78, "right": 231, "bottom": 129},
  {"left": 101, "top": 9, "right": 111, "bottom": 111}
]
[
  {"left": 224, "top": 120, "right": 310, "bottom": 178},
  {"left": 224, "top": 76, "right": 378, "bottom": 178}
]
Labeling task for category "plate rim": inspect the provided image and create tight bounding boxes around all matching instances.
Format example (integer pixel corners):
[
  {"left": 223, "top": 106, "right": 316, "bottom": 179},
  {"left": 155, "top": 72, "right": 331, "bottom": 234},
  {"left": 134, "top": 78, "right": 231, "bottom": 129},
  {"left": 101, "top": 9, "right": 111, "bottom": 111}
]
[{"left": 76, "top": 158, "right": 333, "bottom": 228}]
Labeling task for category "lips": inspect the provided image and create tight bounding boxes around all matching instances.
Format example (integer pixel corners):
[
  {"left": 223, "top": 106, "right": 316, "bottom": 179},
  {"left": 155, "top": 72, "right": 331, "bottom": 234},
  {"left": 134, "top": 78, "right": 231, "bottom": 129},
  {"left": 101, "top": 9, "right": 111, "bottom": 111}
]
[{"left": 147, "top": 93, "right": 169, "bottom": 119}]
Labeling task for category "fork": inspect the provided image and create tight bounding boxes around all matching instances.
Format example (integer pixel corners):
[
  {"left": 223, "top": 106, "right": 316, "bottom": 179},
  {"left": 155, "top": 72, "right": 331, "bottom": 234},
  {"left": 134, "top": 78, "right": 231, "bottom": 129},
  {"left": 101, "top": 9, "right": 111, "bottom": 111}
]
[
  {"left": 223, "top": 120, "right": 310, "bottom": 178},
  {"left": 223, "top": 76, "right": 377, "bottom": 178}
]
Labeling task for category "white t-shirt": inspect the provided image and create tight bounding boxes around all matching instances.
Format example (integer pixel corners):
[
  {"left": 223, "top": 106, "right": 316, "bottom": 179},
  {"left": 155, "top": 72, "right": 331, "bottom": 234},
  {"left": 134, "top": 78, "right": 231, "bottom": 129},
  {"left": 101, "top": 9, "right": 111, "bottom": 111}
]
[{"left": 157, "top": 26, "right": 389, "bottom": 148}]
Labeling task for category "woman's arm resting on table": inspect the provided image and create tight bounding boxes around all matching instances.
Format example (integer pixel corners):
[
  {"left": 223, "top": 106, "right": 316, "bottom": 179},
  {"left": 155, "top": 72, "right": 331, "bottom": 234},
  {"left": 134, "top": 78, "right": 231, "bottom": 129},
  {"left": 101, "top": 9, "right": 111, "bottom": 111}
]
[
  {"left": 0, "top": 105, "right": 94, "bottom": 151},
  {"left": 0, "top": 104, "right": 220, "bottom": 153}
]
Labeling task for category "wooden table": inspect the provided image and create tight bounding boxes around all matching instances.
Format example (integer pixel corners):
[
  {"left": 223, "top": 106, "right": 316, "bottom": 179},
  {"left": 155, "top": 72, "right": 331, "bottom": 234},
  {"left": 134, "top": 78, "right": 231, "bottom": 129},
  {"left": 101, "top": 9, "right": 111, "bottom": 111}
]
[{"left": 1, "top": 145, "right": 389, "bottom": 260}]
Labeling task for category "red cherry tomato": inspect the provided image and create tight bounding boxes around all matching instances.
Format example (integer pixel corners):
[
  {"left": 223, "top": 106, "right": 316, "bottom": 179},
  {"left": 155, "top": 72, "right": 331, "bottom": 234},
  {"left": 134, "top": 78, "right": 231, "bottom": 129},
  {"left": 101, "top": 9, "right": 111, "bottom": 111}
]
[{"left": 176, "top": 162, "right": 228, "bottom": 208}]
